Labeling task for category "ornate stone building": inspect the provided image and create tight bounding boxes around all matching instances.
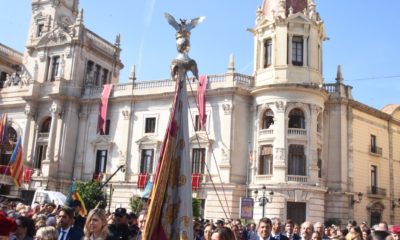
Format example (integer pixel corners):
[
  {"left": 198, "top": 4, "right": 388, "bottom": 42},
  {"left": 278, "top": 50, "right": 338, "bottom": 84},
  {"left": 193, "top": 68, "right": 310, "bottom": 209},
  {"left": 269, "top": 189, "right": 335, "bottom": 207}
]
[{"left": 1, "top": 0, "right": 399, "bottom": 226}]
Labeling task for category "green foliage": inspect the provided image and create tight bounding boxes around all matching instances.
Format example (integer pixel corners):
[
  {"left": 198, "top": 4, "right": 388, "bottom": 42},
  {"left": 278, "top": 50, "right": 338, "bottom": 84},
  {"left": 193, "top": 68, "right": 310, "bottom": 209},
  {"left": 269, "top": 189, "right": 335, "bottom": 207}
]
[
  {"left": 192, "top": 198, "right": 201, "bottom": 218},
  {"left": 129, "top": 195, "right": 146, "bottom": 214},
  {"left": 75, "top": 181, "right": 106, "bottom": 211}
]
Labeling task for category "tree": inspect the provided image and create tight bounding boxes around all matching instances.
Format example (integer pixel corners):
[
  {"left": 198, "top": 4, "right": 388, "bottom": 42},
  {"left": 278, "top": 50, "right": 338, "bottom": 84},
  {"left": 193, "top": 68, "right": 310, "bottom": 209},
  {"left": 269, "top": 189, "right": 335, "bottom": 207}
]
[
  {"left": 75, "top": 181, "right": 106, "bottom": 211},
  {"left": 192, "top": 198, "right": 202, "bottom": 218},
  {"left": 129, "top": 195, "right": 146, "bottom": 214}
]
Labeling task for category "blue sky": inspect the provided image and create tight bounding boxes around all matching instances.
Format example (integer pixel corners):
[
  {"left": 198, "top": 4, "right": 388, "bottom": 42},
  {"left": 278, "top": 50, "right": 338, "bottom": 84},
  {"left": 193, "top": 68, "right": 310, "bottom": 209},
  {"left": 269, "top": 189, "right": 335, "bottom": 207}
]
[{"left": 1, "top": 1, "right": 399, "bottom": 110}]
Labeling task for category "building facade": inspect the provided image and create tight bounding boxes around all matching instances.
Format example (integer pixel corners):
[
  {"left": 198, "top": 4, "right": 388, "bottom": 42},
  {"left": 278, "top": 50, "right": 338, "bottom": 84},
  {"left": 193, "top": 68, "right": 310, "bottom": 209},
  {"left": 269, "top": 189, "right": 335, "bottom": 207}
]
[{"left": 0, "top": 0, "right": 399, "bottom": 226}]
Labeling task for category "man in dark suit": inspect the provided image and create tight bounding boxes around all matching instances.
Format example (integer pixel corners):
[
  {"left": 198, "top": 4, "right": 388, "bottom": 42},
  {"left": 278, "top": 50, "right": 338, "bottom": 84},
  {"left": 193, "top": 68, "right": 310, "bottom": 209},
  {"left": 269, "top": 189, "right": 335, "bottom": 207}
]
[
  {"left": 250, "top": 217, "right": 277, "bottom": 240},
  {"left": 284, "top": 219, "right": 301, "bottom": 240},
  {"left": 271, "top": 218, "right": 289, "bottom": 240},
  {"left": 57, "top": 207, "right": 83, "bottom": 240}
]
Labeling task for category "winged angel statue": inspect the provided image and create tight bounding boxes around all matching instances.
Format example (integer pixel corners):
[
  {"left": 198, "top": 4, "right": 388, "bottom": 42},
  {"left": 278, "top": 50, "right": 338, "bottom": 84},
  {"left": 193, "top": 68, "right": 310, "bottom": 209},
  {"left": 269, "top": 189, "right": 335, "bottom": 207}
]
[{"left": 164, "top": 13, "right": 205, "bottom": 56}]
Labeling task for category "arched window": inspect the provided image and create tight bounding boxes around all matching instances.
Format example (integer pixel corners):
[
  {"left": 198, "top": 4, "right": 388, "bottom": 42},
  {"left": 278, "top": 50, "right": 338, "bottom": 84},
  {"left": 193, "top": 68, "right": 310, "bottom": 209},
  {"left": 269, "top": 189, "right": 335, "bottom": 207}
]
[
  {"left": 288, "top": 108, "right": 305, "bottom": 129},
  {"left": 35, "top": 117, "right": 51, "bottom": 169},
  {"left": 41, "top": 117, "right": 51, "bottom": 133},
  {"left": 262, "top": 109, "right": 274, "bottom": 129}
]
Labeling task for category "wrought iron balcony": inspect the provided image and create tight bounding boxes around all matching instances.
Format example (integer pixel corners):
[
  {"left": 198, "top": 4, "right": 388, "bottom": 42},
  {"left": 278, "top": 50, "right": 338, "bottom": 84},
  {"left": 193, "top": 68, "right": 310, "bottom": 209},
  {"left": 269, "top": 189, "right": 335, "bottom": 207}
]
[
  {"left": 369, "top": 145, "right": 382, "bottom": 156},
  {"left": 367, "top": 186, "right": 386, "bottom": 198}
]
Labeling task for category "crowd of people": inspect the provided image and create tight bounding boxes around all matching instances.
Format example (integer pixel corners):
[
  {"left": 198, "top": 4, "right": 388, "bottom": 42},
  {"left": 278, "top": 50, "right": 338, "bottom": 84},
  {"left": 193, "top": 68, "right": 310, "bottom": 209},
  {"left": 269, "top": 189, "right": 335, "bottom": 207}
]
[{"left": 0, "top": 199, "right": 399, "bottom": 240}]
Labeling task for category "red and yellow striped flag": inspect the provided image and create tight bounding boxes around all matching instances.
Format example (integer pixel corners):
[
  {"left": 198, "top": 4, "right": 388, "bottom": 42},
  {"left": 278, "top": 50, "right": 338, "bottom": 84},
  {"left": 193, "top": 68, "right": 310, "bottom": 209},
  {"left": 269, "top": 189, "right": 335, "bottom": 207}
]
[{"left": 9, "top": 138, "right": 24, "bottom": 187}]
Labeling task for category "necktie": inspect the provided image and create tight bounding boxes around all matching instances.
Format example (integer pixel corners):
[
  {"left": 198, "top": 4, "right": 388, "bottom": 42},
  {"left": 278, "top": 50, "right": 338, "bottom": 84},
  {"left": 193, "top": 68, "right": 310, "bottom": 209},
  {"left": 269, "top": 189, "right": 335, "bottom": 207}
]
[{"left": 60, "top": 230, "right": 66, "bottom": 240}]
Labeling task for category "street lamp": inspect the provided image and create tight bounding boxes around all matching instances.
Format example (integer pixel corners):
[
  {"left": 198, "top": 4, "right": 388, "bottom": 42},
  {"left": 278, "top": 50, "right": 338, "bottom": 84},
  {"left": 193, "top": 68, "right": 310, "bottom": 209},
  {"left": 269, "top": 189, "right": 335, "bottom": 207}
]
[{"left": 254, "top": 185, "right": 274, "bottom": 218}]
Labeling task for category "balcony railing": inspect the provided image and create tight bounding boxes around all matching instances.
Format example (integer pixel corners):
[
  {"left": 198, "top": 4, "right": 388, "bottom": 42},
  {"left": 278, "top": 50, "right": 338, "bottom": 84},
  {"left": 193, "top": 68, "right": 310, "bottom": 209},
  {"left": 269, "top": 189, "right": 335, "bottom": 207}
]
[
  {"left": 259, "top": 129, "right": 274, "bottom": 135},
  {"left": 287, "top": 175, "right": 308, "bottom": 183},
  {"left": 369, "top": 145, "right": 382, "bottom": 156},
  {"left": 38, "top": 132, "right": 49, "bottom": 138},
  {"left": 367, "top": 186, "right": 386, "bottom": 197},
  {"left": 288, "top": 128, "right": 307, "bottom": 135}
]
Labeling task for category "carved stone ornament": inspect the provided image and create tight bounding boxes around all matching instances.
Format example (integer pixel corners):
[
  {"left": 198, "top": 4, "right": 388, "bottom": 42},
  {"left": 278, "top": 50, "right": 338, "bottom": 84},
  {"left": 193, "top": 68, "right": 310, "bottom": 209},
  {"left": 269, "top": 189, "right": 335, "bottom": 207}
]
[
  {"left": 122, "top": 109, "right": 130, "bottom": 120},
  {"left": 24, "top": 104, "right": 36, "bottom": 117},
  {"left": 275, "top": 101, "right": 286, "bottom": 112},
  {"left": 275, "top": 148, "right": 285, "bottom": 161},
  {"left": 49, "top": 102, "right": 62, "bottom": 115},
  {"left": 311, "top": 104, "right": 322, "bottom": 115},
  {"left": 222, "top": 103, "right": 233, "bottom": 115}
]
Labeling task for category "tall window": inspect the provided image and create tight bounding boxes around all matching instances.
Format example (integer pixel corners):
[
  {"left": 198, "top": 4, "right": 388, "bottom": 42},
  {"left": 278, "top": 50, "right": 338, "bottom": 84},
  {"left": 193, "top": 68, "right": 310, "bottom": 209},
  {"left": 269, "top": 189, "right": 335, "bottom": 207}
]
[
  {"left": 0, "top": 72, "right": 7, "bottom": 88},
  {"left": 145, "top": 117, "right": 156, "bottom": 133},
  {"left": 192, "top": 148, "right": 206, "bottom": 174},
  {"left": 264, "top": 39, "right": 272, "bottom": 68},
  {"left": 102, "top": 69, "right": 109, "bottom": 85},
  {"left": 288, "top": 145, "right": 306, "bottom": 176},
  {"left": 262, "top": 109, "right": 274, "bottom": 129},
  {"left": 259, "top": 145, "right": 273, "bottom": 175},
  {"left": 50, "top": 56, "right": 60, "bottom": 81},
  {"left": 34, "top": 145, "right": 47, "bottom": 169},
  {"left": 288, "top": 108, "right": 305, "bottom": 129},
  {"left": 194, "top": 115, "right": 207, "bottom": 132},
  {"left": 41, "top": 117, "right": 51, "bottom": 133},
  {"left": 95, "top": 150, "right": 108, "bottom": 173},
  {"left": 140, "top": 149, "right": 154, "bottom": 173},
  {"left": 292, "top": 36, "right": 303, "bottom": 66},
  {"left": 94, "top": 65, "right": 101, "bottom": 86},
  {"left": 370, "top": 135, "right": 377, "bottom": 153},
  {"left": 100, "top": 120, "right": 111, "bottom": 135},
  {"left": 371, "top": 165, "right": 377, "bottom": 193},
  {"left": 37, "top": 24, "right": 44, "bottom": 37},
  {"left": 317, "top": 149, "right": 322, "bottom": 178}
]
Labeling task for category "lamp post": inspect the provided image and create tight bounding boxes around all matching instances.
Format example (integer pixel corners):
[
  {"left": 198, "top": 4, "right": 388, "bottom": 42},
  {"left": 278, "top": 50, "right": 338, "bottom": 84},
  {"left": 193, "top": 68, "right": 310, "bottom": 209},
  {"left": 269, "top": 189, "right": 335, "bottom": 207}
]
[{"left": 254, "top": 185, "right": 274, "bottom": 218}]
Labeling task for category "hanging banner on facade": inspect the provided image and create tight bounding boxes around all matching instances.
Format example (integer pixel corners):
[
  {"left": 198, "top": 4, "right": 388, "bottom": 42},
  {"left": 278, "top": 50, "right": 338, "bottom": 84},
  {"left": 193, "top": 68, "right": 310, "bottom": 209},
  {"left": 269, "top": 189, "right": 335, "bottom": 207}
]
[
  {"left": 239, "top": 197, "right": 254, "bottom": 219},
  {"left": 97, "top": 84, "right": 113, "bottom": 134}
]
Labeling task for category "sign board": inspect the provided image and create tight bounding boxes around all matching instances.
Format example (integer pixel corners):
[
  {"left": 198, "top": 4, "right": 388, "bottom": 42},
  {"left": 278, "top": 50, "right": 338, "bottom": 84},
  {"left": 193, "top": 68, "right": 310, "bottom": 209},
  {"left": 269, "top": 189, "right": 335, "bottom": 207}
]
[{"left": 239, "top": 197, "right": 254, "bottom": 219}]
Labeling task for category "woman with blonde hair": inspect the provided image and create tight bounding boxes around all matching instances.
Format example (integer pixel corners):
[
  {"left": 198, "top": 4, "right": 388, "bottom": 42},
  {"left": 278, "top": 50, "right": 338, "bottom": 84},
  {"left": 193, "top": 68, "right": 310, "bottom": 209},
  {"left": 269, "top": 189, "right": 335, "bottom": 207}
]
[
  {"left": 84, "top": 208, "right": 112, "bottom": 240},
  {"left": 34, "top": 226, "right": 58, "bottom": 240}
]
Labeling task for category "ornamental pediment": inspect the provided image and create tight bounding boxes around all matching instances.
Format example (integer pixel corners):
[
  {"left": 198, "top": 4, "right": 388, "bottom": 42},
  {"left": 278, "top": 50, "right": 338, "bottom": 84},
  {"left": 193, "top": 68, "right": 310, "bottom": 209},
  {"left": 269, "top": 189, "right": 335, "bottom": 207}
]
[
  {"left": 189, "top": 132, "right": 214, "bottom": 145},
  {"left": 136, "top": 135, "right": 162, "bottom": 146},
  {"left": 287, "top": 12, "right": 311, "bottom": 23},
  {"left": 36, "top": 27, "right": 72, "bottom": 48},
  {"left": 91, "top": 135, "right": 114, "bottom": 147}
]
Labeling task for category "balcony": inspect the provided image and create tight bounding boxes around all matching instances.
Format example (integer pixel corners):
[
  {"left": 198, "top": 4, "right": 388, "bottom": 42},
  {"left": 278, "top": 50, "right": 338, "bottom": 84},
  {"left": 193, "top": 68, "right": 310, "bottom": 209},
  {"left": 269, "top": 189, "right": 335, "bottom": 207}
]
[
  {"left": 288, "top": 128, "right": 307, "bottom": 136},
  {"left": 287, "top": 175, "right": 308, "bottom": 183},
  {"left": 38, "top": 132, "right": 49, "bottom": 139},
  {"left": 369, "top": 145, "right": 382, "bottom": 156},
  {"left": 367, "top": 186, "right": 386, "bottom": 198}
]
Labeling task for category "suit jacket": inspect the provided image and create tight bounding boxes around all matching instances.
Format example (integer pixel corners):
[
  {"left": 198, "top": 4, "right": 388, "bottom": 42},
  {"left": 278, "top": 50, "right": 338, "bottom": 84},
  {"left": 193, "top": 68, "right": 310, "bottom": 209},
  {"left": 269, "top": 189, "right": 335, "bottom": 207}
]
[
  {"left": 59, "top": 226, "right": 83, "bottom": 240},
  {"left": 274, "top": 233, "right": 289, "bottom": 240},
  {"left": 251, "top": 234, "right": 278, "bottom": 240}
]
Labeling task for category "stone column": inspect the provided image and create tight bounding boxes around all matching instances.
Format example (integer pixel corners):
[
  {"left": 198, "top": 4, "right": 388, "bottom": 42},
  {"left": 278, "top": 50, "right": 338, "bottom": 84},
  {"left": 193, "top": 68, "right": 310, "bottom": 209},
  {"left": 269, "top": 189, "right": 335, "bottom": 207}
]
[
  {"left": 308, "top": 104, "right": 321, "bottom": 183},
  {"left": 303, "top": 36, "right": 309, "bottom": 67},
  {"left": 46, "top": 101, "right": 61, "bottom": 161},
  {"left": 288, "top": 34, "right": 293, "bottom": 65},
  {"left": 47, "top": 57, "right": 53, "bottom": 82},
  {"left": 272, "top": 101, "right": 287, "bottom": 182},
  {"left": 23, "top": 103, "right": 36, "bottom": 163}
]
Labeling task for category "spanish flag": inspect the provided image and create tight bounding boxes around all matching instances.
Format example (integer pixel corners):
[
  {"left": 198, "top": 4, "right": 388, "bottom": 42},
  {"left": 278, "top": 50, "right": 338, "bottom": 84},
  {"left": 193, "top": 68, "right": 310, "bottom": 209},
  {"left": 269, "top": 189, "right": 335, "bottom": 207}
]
[
  {"left": 9, "top": 138, "right": 24, "bottom": 188},
  {"left": 71, "top": 190, "right": 87, "bottom": 217},
  {"left": 67, "top": 179, "right": 87, "bottom": 217}
]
